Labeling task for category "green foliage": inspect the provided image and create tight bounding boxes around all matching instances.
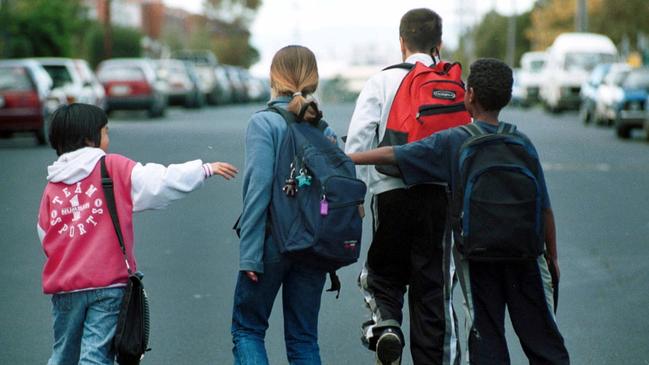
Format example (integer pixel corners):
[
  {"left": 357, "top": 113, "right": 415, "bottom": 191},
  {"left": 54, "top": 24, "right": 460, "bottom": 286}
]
[
  {"left": 202, "top": 0, "right": 262, "bottom": 67},
  {"left": 591, "top": 0, "right": 649, "bottom": 46},
  {"left": 1, "top": 0, "right": 88, "bottom": 58},
  {"left": 86, "top": 24, "right": 143, "bottom": 68},
  {"left": 452, "top": 10, "right": 532, "bottom": 68}
]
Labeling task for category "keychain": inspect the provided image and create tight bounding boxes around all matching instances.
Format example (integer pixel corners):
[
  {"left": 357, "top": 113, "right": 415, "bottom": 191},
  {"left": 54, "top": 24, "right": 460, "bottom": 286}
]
[
  {"left": 296, "top": 168, "right": 312, "bottom": 188},
  {"left": 320, "top": 195, "right": 328, "bottom": 216},
  {"left": 283, "top": 164, "right": 297, "bottom": 197}
]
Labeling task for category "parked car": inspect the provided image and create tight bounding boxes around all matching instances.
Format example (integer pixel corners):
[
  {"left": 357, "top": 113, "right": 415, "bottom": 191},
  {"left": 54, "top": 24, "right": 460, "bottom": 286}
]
[
  {"left": 240, "top": 70, "right": 269, "bottom": 103},
  {"left": 511, "top": 68, "right": 525, "bottom": 107},
  {"left": 593, "top": 63, "right": 631, "bottom": 125},
  {"left": 224, "top": 65, "right": 248, "bottom": 103},
  {"left": 35, "top": 58, "right": 105, "bottom": 107},
  {"left": 0, "top": 59, "right": 66, "bottom": 144},
  {"left": 644, "top": 96, "right": 649, "bottom": 140},
  {"left": 213, "top": 64, "right": 234, "bottom": 104},
  {"left": 172, "top": 50, "right": 221, "bottom": 105},
  {"left": 153, "top": 59, "right": 203, "bottom": 108},
  {"left": 540, "top": 33, "right": 618, "bottom": 112},
  {"left": 614, "top": 67, "right": 649, "bottom": 139},
  {"left": 518, "top": 51, "right": 546, "bottom": 106},
  {"left": 97, "top": 58, "right": 168, "bottom": 118},
  {"left": 580, "top": 63, "right": 613, "bottom": 124},
  {"left": 73, "top": 59, "right": 106, "bottom": 109}
]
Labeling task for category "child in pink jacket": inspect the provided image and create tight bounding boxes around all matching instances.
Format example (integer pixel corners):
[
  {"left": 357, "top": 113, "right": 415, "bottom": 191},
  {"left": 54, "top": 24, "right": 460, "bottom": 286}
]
[{"left": 37, "top": 103, "right": 238, "bottom": 365}]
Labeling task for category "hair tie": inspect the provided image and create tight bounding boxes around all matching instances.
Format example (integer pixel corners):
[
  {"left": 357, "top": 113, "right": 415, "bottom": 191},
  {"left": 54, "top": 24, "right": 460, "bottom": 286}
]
[{"left": 292, "top": 91, "right": 302, "bottom": 97}]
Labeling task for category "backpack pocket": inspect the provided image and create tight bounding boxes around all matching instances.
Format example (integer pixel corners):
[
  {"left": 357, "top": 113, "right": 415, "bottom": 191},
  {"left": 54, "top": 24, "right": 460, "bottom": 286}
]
[
  {"left": 462, "top": 165, "right": 543, "bottom": 260},
  {"left": 312, "top": 175, "right": 366, "bottom": 268}
]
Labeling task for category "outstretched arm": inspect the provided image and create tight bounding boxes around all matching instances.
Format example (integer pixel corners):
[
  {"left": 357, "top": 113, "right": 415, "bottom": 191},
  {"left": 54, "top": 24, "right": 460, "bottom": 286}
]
[{"left": 348, "top": 146, "right": 397, "bottom": 166}]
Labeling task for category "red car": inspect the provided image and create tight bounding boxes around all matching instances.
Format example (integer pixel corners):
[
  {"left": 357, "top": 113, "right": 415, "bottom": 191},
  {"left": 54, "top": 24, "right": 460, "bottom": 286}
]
[
  {"left": 0, "top": 59, "right": 64, "bottom": 145},
  {"left": 97, "top": 58, "right": 168, "bottom": 118}
]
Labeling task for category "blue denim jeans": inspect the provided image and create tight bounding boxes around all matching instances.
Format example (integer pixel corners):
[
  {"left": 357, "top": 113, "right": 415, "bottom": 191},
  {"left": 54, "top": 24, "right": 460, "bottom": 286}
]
[
  {"left": 231, "top": 256, "right": 327, "bottom": 365},
  {"left": 48, "top": 287, "right": 124, "bottom": 365}
]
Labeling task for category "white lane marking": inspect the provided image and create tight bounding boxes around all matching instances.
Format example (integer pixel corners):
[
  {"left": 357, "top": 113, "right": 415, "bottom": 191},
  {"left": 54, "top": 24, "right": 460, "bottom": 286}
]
[{"left": 542, "top": 162, "right": 612, "bottom": 172}]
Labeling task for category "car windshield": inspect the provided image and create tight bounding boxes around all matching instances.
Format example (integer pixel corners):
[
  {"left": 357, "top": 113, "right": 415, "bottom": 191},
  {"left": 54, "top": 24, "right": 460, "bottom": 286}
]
[
  {"left": 0, "top": 66, "right": 34, "bottom": 91},
  {"left": 98, "top": 66, "right": 145, "bottom": 82},
  {"left": 43, "top": 65, "right": 73, "bottom": 88},
  {"left": 564, "top": 52, "right": 616, "bottom": 72},
  {"left": 623, "top": 69, "right": 649, "bottom": 90}
]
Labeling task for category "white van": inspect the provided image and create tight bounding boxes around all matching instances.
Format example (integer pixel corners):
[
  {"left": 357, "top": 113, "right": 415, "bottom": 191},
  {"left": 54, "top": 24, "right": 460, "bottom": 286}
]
[
  {"left": 518, "top": 51, "right": 547, "bottom": 105},
  {"left": 540, "top": 33, "right": 618, "bottom": 112}
]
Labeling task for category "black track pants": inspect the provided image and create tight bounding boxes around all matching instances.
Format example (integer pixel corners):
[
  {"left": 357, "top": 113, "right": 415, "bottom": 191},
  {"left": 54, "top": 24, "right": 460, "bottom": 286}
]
[{"left": 359, "top": 185, "right": 458, "bottom": 365}]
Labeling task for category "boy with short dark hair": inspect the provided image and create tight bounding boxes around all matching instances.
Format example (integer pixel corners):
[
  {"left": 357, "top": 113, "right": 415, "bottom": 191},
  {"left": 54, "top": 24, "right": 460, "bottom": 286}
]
[
  {"left": 345, "top": 7, "right": 460, "bottom": 365},
  {"left": 349, "top": 58, "right": 570, "bottom": 365}
]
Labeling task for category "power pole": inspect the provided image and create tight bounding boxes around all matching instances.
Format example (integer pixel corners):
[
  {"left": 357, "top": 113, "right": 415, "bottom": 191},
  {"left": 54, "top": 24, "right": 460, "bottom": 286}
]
[
  {"left": 104, "top": 0, "right": 113, "bottom": 60},
  {"left": 575, "top": 0, "right": 587, "bottom": 32},
  {"left": 506, "top": 0, "right": 517, "bottom": 67},
  {"left": 0, "top": 0, "right": 9, "bottom": 58}
]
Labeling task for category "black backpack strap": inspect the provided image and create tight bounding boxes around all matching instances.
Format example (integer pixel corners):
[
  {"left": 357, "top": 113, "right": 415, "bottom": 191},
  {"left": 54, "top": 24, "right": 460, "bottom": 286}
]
[
  {"left": 266, "top": 106, "right": 296, "bottom": 125},
  {"left": 100, "top": 156, "right": 133, "bottom": 275},
  {"left": 326, "top": 271, "right": 341, "bottom": 299},
  {"left": 315, "top": 119, "right": 329, "bottom": 132},
  {"left": 497, "top": 122, "right": 517, "bottom": 134},
  {"left": 460, "top": 123, "right": 485, "bottom": 137},
  {"left": 265, "top": 105, "right": 328, "bottom": 132},
  {"left": 382, "top": 62, "right": 414, "bottom": 71}
]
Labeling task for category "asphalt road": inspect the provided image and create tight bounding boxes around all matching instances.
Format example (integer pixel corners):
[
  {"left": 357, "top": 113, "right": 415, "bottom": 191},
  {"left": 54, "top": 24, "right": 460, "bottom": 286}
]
[{"left": 1, "top": 102, "right": 648, "bottom": 364}]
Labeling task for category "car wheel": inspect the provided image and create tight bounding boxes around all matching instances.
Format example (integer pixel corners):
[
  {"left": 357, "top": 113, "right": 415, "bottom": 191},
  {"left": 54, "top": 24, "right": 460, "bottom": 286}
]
[
  {"left": 616, "top": 123, "right": 631, "bottom": 139},
  {"left": 35, "top": 115, "right": 50, "bottom": 146},
  {"left": 207, "top": 91, "right": 219, "bottom": 105},
  {"left": 148, "top": 95, "right": 166, "bottom": 118},
  {"left": 579, "top": 105, "right": 590, "bottom": 125}
]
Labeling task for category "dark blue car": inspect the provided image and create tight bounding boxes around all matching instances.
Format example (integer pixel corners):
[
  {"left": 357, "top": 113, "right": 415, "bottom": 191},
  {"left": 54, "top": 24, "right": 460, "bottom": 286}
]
[{"left": 615, "top": 67, "right": 649, "bottom": 139}]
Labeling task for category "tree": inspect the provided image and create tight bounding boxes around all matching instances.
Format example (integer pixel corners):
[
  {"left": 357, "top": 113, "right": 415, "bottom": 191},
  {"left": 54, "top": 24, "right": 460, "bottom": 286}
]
[
  {"left": 591, "top": 0, "right": 649, "bottom": 47},
  {"left": 527, "top": 0, "right": 603, "bottom": 50},
  {"left": 451, "top": 10, "right": 532, "bottom": 69},
  {"left": 1, "top": 0, "right": 88, "bottom": 58},
  {"left": 201, "top": 0, "right": 262, "bottom": 67},
  {"left": 87, "top": 24, "right": 143, "bottom": 67},
  {"left": 204, "top": 0, "right": 261, "bottom": 25}
]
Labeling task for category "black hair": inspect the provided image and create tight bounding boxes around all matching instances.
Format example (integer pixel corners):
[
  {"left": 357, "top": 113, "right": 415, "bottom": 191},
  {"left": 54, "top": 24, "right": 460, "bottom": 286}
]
[
  {"left": 399, "top": 8, "right": 442, "bottom": 55},
  {"left": 49, "top": 103, "right": 108, "bottom": 156},
  {"left": 467, "top": 58, "right": 513, "bottom": 112}
]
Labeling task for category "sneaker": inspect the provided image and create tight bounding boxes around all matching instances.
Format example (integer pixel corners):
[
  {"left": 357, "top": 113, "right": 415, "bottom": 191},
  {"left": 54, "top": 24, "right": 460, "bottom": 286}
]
[{"left": 376, "top": 329, "right": 402, "bottom": 365}]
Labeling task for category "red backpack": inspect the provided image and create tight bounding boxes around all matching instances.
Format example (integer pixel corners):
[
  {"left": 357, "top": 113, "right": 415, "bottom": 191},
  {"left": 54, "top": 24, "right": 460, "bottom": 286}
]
[{"left": 376, "top": 61, "right": 471, "bottom": 177}]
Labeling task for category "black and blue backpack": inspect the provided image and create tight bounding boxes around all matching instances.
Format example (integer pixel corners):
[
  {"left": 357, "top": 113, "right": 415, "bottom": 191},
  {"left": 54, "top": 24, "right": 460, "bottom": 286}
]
[
  {"left": 265, "top": 104, "right": 366, "bottom": 294},
  {"left": 451, "top": 122, "right": 545, "bottom": 261}
]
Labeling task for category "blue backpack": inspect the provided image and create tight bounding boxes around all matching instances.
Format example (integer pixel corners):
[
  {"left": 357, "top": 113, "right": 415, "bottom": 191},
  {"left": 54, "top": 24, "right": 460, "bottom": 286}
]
[
  {"left": 452, "top": 122, "right": 545, "bottom": 261},
  {"left": 266, "top": 105, "right": 366, "bottom": 294}
]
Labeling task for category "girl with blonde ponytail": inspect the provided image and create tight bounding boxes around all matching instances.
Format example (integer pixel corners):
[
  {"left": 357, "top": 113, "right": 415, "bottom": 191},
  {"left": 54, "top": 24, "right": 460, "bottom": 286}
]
[{"left": 231, "top": 45, "right": 337, "bottom": 365}]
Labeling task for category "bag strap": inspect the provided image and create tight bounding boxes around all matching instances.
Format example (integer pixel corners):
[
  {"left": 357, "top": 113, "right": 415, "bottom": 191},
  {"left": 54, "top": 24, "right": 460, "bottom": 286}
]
[
  {"left": 100, "top": 156, "right": 133, "bottom": 276},
  {"left": 326, "top": 271, "right": 341, "bottom": 299},
  {"left": 382, "top": 62, "right": 414, "bottom": 71},
  {"left": 460, "top": 123, "right": 485, "bottom": 137},
  {"left": 266, "top": 105, "right": 329, "bottom": 132},
  {"left": 497, "top": 121, "right": 517, "bottom": 134}
]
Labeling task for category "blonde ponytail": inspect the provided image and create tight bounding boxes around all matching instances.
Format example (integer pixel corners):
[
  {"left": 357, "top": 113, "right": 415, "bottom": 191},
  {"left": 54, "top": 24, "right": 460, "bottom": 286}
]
[{"left": 270, "top": 45, "right": 321, "bottom": 123}]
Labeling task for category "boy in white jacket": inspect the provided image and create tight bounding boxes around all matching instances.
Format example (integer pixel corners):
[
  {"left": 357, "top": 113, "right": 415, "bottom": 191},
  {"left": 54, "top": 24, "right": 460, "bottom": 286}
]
[{"left": 37, "top": 103, "right": 237, "bottom": 365}]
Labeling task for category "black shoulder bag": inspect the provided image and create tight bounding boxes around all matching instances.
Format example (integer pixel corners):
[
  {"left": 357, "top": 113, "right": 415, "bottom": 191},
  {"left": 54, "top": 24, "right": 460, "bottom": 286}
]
[{"left": 100, "top": 157, "right": 151, "bottom": 365}]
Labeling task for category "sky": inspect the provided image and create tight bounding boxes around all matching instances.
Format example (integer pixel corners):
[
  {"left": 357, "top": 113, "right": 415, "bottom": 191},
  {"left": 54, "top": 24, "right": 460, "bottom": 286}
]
[{"left": 163, "top": 0, "right": 536, "bottom": 77}]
